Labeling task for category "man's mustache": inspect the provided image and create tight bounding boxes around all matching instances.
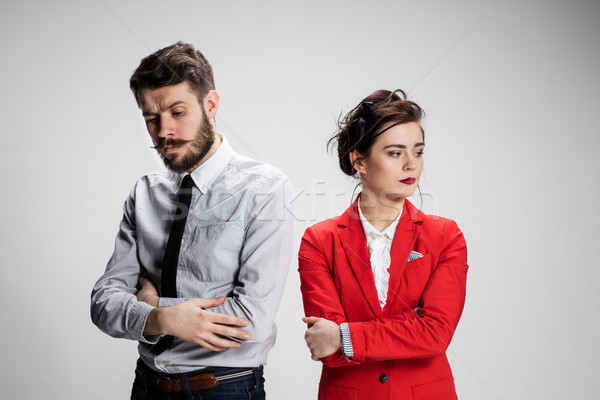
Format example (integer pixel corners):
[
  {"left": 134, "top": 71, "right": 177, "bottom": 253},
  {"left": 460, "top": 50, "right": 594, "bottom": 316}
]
[{"left": 150, "top": 138, "right": 193, "bottom": 150}]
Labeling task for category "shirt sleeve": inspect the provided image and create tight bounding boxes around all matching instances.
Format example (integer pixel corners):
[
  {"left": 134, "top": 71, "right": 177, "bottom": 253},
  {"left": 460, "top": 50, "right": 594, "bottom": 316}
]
[
  {"left": 90, "top": 183, "right": 159, "bottom": 344},
  {"left": 298, "top": 225, "right": 359, "bottom": 367},
  {"left": 205, "top": 176, "right": 294, "bottom": 345}
]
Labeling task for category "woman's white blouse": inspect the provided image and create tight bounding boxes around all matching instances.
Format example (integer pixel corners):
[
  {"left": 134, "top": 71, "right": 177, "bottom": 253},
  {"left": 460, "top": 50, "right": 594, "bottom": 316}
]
[{"left": 357, "top": 199, "right": 401, "bottom": 309}]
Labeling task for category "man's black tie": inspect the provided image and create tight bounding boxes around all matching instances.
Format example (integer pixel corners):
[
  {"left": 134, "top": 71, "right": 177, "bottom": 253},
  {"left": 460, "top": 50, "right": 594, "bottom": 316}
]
[{"left": 151, "top": 174, "right": 194, "bottom": 355}]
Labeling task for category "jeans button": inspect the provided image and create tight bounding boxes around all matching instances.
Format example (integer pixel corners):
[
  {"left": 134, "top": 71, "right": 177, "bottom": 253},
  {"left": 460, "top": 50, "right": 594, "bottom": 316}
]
[{"left": 379, "top": 373, "right": 388, "bottom": 383}]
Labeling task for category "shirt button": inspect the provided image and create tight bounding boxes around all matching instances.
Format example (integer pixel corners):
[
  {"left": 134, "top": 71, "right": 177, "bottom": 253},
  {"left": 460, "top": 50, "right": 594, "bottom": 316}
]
[
  {"left": 159, "top": 362, "right": 166, "bottom": 368},
  {"left": 379, "top": 374, "right": 388, "bottom": 383},
  {"left": 177, "top": 269, "right": 183, "bottom": 276}
]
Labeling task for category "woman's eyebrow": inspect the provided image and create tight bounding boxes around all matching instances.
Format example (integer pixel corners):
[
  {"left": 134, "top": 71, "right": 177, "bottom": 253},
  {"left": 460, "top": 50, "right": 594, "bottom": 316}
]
[{"left": 382, "top": 142, "right": 425, "bottom": 149}]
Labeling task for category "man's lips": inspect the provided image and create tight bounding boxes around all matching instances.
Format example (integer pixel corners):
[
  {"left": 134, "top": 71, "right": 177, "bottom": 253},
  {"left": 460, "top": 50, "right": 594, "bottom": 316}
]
[
  {"left": 163, "top": 145, "right": 180, "bottom": 153},
  {"left": 400, "top": 177, "right": 416, "bottom": 184},
  {"left": 155, "top": 138, "right": 192, "bottom": 153}
]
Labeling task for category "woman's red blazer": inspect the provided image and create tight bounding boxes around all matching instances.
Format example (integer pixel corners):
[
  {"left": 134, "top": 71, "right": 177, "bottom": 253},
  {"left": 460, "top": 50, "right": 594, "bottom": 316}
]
[{"left": 298, "top": 198, "right": 468, "bottom": 399}]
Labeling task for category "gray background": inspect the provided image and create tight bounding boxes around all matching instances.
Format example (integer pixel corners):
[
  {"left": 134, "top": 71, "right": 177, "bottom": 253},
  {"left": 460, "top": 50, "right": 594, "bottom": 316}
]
[{"left": 1, "top": 0, "right": 599, "bottom": 398}]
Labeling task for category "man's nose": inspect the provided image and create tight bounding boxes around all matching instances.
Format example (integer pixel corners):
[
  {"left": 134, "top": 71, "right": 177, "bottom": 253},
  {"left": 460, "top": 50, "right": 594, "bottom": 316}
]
[{"left": 158, "top": 118, "right": 175, "bottom": 138}]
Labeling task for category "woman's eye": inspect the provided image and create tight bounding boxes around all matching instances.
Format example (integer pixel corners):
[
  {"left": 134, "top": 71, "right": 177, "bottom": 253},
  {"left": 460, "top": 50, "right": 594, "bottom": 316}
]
[
  {"left": 389, "top": 152, "right": 401, "bottom": 157},
  {"left": 415, "top": 151, "right": 425, "bottom": 157}
]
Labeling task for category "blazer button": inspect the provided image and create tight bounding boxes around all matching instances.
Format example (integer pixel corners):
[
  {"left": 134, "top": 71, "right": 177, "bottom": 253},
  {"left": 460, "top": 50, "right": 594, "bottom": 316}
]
[{"left": 379, "top": 374, "right": 388, "bottom": 383}]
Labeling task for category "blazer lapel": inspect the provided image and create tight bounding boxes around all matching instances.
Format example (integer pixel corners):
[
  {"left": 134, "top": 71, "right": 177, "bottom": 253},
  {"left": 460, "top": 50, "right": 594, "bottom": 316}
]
[
  {"left": 384, "top": 200, "right": 423, "bottom": 314},
  {"left": 338, "top": 198, "right": 383, "bottom": 318}
]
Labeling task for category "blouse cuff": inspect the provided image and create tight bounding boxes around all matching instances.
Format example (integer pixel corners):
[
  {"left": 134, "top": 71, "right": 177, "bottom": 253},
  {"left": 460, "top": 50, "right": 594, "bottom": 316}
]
[{"left": 340, "top": 322, "right": 354, "bottom": 357}]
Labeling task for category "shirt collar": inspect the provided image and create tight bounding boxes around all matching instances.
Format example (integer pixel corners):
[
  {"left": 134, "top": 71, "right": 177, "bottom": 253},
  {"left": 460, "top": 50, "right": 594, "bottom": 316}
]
[
  {"left": 172, "top": 133, "right": 232, "bottom": 195},
  {"left": 358, "top": 196, "right": 402, "bottom": 241}
]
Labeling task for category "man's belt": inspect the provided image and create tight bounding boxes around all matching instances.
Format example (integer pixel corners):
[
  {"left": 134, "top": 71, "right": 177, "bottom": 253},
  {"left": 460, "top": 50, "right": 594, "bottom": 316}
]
[{"left": 139, "top": 367, "right": 258, "bottom": 393}]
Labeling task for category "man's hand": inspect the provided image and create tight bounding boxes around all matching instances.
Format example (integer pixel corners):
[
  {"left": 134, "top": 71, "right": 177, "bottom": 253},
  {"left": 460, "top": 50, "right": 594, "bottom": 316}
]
[
  {"left": 302, "top": 316, "right": 342, "bottom": 361},
  {"left": 137, "top": 276, "right": 159, "bottom": 307},
  {"left": 145, "top": 297, "right": 251, "bottom": 352}
]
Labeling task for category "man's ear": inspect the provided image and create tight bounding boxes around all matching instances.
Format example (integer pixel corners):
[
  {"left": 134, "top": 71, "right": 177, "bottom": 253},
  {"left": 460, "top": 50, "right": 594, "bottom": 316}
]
[
  {"left": 203, "top": 90, "right": 220, "bottom": 120},
  {"left": 349, "top": 150, "right": 366, "bottom": 174}
]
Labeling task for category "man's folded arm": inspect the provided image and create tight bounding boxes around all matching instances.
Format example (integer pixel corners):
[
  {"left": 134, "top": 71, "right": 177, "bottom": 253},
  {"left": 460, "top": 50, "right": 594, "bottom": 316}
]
[
  {"left": 207, "top": 177, "right": 294, "bottom": 344},
  {"left": 90, "top": 187, "right": 158, "bottom": 344}
]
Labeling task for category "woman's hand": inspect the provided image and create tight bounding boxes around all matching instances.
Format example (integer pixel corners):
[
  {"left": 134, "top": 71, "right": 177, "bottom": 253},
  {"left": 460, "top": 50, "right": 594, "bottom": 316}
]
[{"left": 302, "top": 316, "right": 343, "bottom": 361}]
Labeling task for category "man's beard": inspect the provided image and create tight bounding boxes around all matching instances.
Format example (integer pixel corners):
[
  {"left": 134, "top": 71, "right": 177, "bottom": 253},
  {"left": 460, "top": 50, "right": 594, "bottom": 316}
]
[{"left": 154, "top": 111, "right": 215, "bottom": 173}]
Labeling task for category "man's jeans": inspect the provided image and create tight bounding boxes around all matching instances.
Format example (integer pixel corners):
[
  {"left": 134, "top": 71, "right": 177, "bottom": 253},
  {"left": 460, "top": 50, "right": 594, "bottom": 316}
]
[{"left": 131, "top": 360, "right": 266, "bottom": 400}]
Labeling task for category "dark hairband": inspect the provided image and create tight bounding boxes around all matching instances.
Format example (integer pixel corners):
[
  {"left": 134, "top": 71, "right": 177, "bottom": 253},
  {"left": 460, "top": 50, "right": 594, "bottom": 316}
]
[
  {"left": 371, "top": 120, "right": 405, "bottom": 140},
  {"left": 349, "top": 95, "right": 405, "bottom": 152}
]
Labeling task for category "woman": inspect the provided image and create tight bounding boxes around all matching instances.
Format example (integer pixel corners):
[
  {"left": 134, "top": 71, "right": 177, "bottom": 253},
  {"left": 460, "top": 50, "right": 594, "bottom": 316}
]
[{"left": 299, "top": 89, "right": 468, "bottom": 399}]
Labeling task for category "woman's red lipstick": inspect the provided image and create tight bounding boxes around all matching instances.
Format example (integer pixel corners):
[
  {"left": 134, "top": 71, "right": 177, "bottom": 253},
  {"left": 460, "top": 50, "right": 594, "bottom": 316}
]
[{"left": 400, "top": 177, "right": 416, "bottom": 184}]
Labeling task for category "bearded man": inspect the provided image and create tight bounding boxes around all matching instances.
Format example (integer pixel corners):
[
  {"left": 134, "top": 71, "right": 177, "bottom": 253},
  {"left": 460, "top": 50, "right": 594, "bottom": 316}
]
[{"left": 91, "top": 42, "right": 293, "bottom": 400}]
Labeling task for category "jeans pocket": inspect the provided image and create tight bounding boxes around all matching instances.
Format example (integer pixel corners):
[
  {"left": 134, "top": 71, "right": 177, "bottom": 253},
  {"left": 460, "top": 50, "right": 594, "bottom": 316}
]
[{"left": 245, "top": 369, "right": 266, "bottom": 399}]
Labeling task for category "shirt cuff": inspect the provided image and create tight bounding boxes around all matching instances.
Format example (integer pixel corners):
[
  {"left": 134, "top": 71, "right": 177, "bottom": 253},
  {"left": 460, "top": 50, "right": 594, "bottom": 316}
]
[
  {"left": 339, "top": 322, "right": 354, "bottom": 358},
  {"left": 130, "top": 301, "right": 160, "bottom": 344}
]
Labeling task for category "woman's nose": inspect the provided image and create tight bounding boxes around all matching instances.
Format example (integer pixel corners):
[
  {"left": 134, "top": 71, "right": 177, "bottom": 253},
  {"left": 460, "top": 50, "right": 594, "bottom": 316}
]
[{"left": 404, "top": 156, "right": 416, "bottom": 171}]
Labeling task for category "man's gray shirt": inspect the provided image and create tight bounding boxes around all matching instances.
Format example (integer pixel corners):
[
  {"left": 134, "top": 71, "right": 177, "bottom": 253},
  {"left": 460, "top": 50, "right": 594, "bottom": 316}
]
[{"left": 91, "top": 135, "right": 294, "bottom": 373}]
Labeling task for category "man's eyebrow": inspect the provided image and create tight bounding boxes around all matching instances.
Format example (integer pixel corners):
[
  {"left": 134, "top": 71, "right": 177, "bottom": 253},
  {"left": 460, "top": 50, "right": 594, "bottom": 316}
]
[
  {"left": 142, "top": 100, "right": 186, "bottom": 116},
  {"left": 382, "top": 142, "right": 425, "bottom": 149}
]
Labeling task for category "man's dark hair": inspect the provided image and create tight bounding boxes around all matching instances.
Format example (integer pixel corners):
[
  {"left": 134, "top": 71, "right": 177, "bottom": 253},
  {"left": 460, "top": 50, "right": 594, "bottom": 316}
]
[{"left": 129, "top": 41, "right": 215, "bottom": 106}]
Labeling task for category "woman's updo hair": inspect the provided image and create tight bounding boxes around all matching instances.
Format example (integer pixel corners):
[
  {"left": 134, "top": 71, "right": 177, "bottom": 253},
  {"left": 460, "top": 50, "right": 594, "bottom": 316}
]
[{"left": 328, "top": 89, "right": 425, "bottom": 176}]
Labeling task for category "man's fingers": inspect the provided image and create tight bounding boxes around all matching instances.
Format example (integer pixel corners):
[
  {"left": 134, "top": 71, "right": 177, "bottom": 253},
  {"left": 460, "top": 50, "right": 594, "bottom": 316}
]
[
  {"left": 209, "top": 310, "right": 250, "bottom": 329},
  {"left": 189, "top": 297, "right": 249, "bottom": 328},
  {"left": 137, "top": 276, "right": 159, "bottom": 306},
  {"left": 198, "top": 339, "right": 230, "bottom": 352},
  {"left": 198, "top": 334, "right": 243, "bottom": 351},
  {"left": 213, "top": 324, "right": 251, "bottom": 341},
  {"left": 167, "top": 298, "right": 252, "bottom": 349},
  {"left": 194, "top": 296, "right": 226, "bottom": 309}
]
